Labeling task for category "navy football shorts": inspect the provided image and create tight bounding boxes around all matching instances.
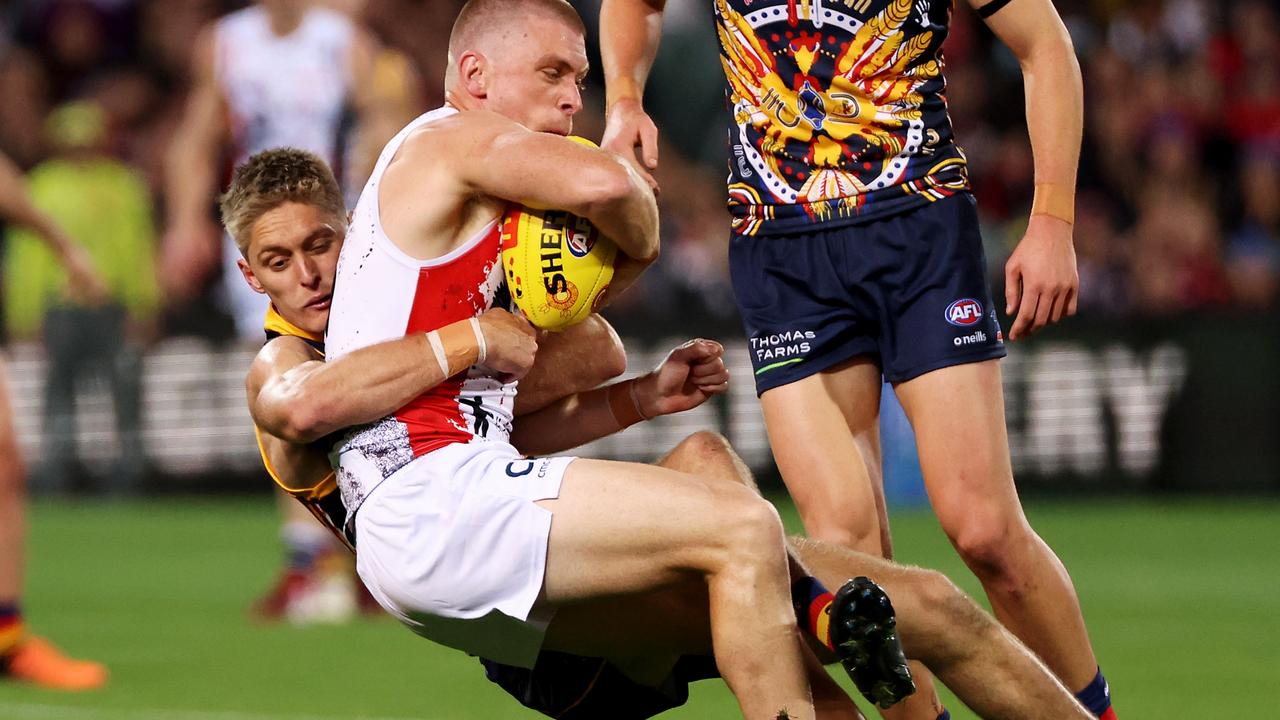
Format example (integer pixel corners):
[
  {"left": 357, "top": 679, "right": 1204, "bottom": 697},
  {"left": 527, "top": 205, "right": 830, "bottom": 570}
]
[
  {"left": 729, "top": 192, "right": 1007, "bottom": 395},
  {"left": 481, "top": 652, "right": 719, "bottom": 719}
]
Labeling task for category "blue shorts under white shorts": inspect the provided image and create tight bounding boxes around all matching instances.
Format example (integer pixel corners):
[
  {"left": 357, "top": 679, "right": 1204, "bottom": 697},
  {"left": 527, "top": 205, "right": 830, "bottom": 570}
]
[{"left": 729, "top": 192, "right": 1007, "bottom": 395}]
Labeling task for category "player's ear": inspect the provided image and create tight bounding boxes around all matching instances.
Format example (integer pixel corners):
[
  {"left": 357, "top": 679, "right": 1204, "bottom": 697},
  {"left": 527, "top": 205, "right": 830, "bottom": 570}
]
[
  {"left": 238, "top": 257, "right": 266, "bottom": 295},
  {"left": 459, "top": 51, "right": 488, "bottom": 98}
]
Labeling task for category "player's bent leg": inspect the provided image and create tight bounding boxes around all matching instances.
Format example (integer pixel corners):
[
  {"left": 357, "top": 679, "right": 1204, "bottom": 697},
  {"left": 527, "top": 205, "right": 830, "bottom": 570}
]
[
  {"left": 790, "top": 536, "right": 1092, "bottom": 719},
  {"left": 537, "top": 458, "right": 814, "bottom": 719},
  {"left": 516, "top": 314, "right": 626, "bottom": 415},
  {"left": 760, "top": 358, "right": 888, "bottom": 555},
  {"left": 657, "top": 431, "right": 941, "bottom": 717},
  {"left": 895, "top": 360, "right": 1102, "bottom": 695}
]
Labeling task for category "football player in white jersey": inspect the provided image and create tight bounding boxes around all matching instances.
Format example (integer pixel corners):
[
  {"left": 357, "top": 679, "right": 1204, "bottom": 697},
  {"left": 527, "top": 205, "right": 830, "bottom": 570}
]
[
  {"left": 316, "top": 1, "right": 1093, "bottom": 717},
  {"left": 228, "top": 146, "right": 1092, "bottom": 719},
  {"left": 162, "top": 0, "right": 406, "bottom": 623}
]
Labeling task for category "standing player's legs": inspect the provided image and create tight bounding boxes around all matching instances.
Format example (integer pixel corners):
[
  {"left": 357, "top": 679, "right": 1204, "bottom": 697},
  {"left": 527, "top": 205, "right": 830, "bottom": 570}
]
[
  {"left": 761, "top": 358, "right": 889, "bottom": 554},
  {"left": 538, "top": 459, "right": 815, "bottom": 719},
  {"left": 761, "top": 363, "right": 946, "bottom": 720},
  {"left": 895, "top": 360, "right": 1109, "bottom": 714},
  {"left": 0, "top": 362, "right": 106, "bottom": 689},
  {"left": 732, "top": 225, "right": 944, "bottom": 720}
]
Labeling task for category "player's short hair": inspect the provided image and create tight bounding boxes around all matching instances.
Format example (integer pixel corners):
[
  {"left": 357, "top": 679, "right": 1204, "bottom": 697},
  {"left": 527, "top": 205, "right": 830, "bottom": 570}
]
[
  {"left": 221, "top": 148, "right": 345, "bottom": 258},
  {"left": 448, "top": 0, "right": 584, "bottom": 59}
]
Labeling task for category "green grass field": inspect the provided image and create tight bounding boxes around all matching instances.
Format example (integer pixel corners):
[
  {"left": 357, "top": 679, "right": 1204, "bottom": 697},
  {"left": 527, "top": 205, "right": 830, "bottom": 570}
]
[{"left": 2, "top": 496, "right": 1277, "bottom": 719}]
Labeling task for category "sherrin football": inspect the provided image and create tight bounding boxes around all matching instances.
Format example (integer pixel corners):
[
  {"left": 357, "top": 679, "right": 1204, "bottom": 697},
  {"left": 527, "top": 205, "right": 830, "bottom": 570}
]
[{"left": 500, "top": 137, "right": 617, "bottom": 330}]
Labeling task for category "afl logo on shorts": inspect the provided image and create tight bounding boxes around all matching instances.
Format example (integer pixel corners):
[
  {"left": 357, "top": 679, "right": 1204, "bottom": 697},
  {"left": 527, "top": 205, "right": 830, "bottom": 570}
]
[{"left": 945, "top": 298, "right": 984, "bottom": 327}]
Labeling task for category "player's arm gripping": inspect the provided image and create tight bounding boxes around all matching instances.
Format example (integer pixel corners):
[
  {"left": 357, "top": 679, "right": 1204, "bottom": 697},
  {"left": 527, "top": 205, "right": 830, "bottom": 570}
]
[
  {"left": 600, "top": 0, "right": 666, "bottom": 176},
  {"left": 974, "top": 0, "right": 1083, "bottom": 339},
  {"left": 510, "top": 338, "right": 729, "bottom": 456},
  {"left": 248, "top": 308, "right": 536, "bottom": 444},
  {"left": 450, "top": 112, "right": 659, "bottom": 264}
]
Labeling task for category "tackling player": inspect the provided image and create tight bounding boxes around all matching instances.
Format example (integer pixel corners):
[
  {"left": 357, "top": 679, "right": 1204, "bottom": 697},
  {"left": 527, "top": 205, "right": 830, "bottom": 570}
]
[
  {"left": 163, "top": 0, "right": 410, "bottom": 622},
  {"left": 229, "top": 146, "right": 1092, "bottom": 719},
  {"left": 601, "top": 0, "right": 1115, "bottom": 717},
  {"left": 0, "top": 151, "right": 108, "bottom": 689}
]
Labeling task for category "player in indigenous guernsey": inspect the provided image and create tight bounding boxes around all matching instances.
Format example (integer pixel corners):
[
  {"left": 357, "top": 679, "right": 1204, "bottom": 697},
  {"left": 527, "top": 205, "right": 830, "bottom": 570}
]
[
  {"left": 162, "top": 0, "right": 408, "bottom": 623},
  {"left": 601, "top": 0, "right": 1116, "bottom": 718},
  {"left": 0, "top": 152, "right": 108, "bottom": 690},
  {"left": 229, "top": 147, "right": 1093, "bottom": 720}
]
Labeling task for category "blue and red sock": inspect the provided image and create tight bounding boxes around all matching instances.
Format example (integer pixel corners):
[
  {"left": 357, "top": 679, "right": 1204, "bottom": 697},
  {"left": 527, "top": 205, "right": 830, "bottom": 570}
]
[
  {"left": 0, "top": 602, "right": 24, "bottom": 657},
  {"left": 1075, "top": 667, "right": 1116, "bottom": 719},
  {"left": 790, "top": 576, "right": 836, "bottom": 651}
]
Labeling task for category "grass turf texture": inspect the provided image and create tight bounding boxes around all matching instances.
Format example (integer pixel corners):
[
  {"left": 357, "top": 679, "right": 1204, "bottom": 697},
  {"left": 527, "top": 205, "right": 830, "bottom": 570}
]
[{"left": 3, "top": 496, "right": 1277, "bottom": 719}]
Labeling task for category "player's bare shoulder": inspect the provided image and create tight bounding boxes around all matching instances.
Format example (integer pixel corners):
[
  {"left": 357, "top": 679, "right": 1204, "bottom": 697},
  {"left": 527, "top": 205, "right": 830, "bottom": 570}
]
[
  {"left": 245, "top": 335, "right": 322, "bottom": 399},
  {"left": 392, "top": 109, "right": 519, "bottom": 175}
]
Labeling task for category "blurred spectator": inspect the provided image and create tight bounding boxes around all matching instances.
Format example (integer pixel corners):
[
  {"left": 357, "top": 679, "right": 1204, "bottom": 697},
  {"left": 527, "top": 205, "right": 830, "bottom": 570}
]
[
  {"left": 0, "top": 0, "right": 1275, "bottom": 342},
  {"left": 1225, "top": 150, "right": 1280, "bottom": 309},
  {"left": 3, "top": 100, "right": 160, "bottom": 492}
]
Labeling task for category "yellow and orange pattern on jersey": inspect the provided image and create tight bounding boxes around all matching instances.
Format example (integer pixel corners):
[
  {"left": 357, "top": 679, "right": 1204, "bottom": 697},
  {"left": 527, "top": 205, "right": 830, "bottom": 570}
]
[
  {"left": 715, "top": 0, "right": 970, "bottom": 234},
  {"left": 258, "top": 305, "right": 354, "bottom": 552}
]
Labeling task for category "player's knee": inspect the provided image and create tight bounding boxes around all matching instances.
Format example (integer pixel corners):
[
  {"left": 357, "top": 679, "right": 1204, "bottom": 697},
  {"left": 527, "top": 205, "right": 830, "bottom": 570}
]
[
  {"left": 677, "top": 431, "right": 733, "bottom": 465},
  {"left": 716, "top": 489, "right": 787, "bottom": 565},
  {"left": 948, "top": 517, "right": 1028, "bottom": 583}
]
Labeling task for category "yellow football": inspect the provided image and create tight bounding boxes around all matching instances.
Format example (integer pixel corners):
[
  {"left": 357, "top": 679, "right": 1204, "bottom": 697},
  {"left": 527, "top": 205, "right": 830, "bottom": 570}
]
[{"left": 499, "top": 138, "right": 617, "bottom": 330}]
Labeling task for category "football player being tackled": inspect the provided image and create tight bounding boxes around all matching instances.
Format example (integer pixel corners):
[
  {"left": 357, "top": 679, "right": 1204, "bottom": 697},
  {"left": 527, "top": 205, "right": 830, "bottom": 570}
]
[
  {"left": 232, "top": 147, "right": 1090, "bottom": 719},
  {"left": 231, "top": 5, "right": 1093, "bottom": 720}
]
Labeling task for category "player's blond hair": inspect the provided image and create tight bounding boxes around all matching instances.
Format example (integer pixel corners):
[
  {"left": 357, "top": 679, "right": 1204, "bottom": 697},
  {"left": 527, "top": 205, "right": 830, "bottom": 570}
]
[
  {"left": 221, "top": 148, "right": 345, "bottom": 257},
  {"left": 448, "top": 0, "right": 584, "bottom": 60}
]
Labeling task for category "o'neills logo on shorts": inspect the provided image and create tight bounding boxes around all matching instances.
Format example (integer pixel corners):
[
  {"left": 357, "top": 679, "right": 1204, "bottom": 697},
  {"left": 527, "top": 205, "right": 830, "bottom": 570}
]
[
  {"left": 945, "top": 298, "right": 984, "bottom": 327},
  {"left": 751, "top": 329, "right": 815, "bottom": 364},
  {"left": 954, "top": 330, "right": 988, "bottom": 347}
]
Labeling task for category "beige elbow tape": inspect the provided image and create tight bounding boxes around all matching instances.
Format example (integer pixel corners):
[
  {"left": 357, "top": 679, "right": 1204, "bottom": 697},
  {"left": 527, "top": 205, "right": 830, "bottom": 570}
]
[{"left": 1031, "top": 183, "right": 1076, "bottom": 225}]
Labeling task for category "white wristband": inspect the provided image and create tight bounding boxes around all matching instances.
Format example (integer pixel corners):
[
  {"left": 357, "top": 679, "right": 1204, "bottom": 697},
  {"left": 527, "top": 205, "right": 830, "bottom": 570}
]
[
  {"left": 469, "top": 317, "right": 487, "bottom": 366},
  {"left": 426, "top": 330, "right": 448, "bottom": 376}
]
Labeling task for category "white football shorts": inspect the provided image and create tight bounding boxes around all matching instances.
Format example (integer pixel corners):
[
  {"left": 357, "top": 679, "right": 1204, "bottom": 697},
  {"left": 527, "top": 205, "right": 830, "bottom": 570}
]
[{"left": 353, "top": 440, "right": 575, "bottom": 668}]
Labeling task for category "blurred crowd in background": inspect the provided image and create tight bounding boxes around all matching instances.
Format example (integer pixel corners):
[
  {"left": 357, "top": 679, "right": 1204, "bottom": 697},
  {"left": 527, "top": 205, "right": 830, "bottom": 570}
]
[
  {"left": 2, "top": 0, "right": 1278, "bottom": 335},
  {"left": 0, "top": 0, "right": 1276, "bottom": 487}
]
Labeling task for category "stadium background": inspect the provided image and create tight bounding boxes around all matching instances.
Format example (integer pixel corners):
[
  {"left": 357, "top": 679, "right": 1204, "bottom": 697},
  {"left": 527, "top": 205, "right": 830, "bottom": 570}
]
[{"left": 0, "top": 0, "right": 1276, "bottom": 717}]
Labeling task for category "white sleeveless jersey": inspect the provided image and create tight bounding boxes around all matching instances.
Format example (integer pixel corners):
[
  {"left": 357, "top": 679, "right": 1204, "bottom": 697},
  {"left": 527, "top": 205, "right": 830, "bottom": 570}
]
[
  {"left": 215, "top": 6, "right": 354, "bottom": 169},
  {"left": 326, "top": 107, "right": 517, "bottom": 515}
]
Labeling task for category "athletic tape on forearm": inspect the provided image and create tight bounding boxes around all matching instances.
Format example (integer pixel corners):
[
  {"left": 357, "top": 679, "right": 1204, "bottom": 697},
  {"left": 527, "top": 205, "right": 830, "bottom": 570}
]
[
  {"left": 426, "top": 331, "right": 449, "bottom": 378},
  {"left": 469, "top": 317, "right": 487, "bottom": 366},
  {"left": 429, "top": 319, "right": 482, "bottom": 378},
  {"left": 607, "top": 378, "right": 649, "bottom": 430},
  {"left": 1031, "top": 183, "right": 1076, "bottom": 225}
]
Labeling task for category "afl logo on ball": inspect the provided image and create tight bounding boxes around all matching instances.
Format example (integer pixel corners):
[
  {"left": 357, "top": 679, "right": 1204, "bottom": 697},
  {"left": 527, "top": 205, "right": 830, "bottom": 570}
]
[
  {"left": 565, "top": 216, "right": 596, "bottom": 258},
  {"left": 945, "top": 298, "right": 984, "bottom": 326}
]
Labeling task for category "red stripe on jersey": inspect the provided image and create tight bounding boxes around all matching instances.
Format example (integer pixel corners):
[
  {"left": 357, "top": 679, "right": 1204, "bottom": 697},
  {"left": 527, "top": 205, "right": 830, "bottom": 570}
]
[{"left": 395, "top": 224, "right": 503, "bottom": 457}]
